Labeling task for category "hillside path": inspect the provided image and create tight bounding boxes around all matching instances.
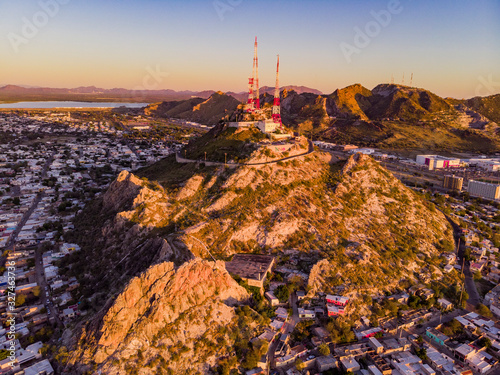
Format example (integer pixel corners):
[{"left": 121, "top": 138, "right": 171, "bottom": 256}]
[{"left": 175, "top": 140, "right": 314, "bottom": 168}]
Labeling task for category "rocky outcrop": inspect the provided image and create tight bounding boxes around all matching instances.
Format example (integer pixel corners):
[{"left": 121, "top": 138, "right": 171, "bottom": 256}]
[
  {"left": 102, "top": 170, "right": 144, "bottom": 212},
  {"left": 68, "top": 259, "right": 249, "bottom": 374},
  {"left": 176, "top": 175, "right": 204, "bottom": 200}
]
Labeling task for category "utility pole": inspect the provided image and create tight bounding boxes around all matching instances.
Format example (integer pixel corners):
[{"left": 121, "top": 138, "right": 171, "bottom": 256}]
[
  {"left": 458, "top": 282, "right": 465, "bottom": 308},
  {"left": 204, "top": 152, "right": 207, "bottom": 162},
  {"left": 254, "top": 37, "right": 260, "bottom": 110},
  {"left": 224, "top": 153, "right": 227, "bottom": 166}
]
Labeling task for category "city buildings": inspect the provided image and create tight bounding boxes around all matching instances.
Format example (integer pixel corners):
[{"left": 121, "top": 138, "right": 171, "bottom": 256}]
[
  {"left": 416, "top": 155, "right": 460, "bottom": 170},
  {"left": 443, "top": 174, "right": 463, "bottom": 191},
  {"left": 467, "top": 180, "right": 500, "bottom": 200}
]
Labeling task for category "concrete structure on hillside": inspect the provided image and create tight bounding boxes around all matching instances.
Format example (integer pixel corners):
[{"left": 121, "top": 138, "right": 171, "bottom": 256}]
[
  {"left": 228, "top": 119, "right": 279, "bottom": 134},
  {"left": 443, "top": 174, "right": 463, "bottom": 191},
  {"left": 225, "top": 254, "right": 275, "bottom": 288},
  {"left": 416, "top": 155, "right": 460, "bottom": 170},
  {"left": 467, "top": 180, "right": 500, "bottom": 200}
]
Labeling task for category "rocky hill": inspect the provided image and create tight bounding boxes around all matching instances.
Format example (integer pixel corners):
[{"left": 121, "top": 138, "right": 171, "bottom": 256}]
[
  {"left": 465, "top": 93, "right": 500, "bottom": 125},
  {"left": 62, "top": 126, "right": 458, "bottom": 373},
  {"left": 326, "top": 83, "right": 373, "bottom": 120},
  {"left": 367, "top": 84, "right": 452, "bottom": 120},
  {"left": 66, "top": 259, "right": 253, "bottom": 374},
  {"left": 145, "top": 92, "right": 241, "bottom": 125},
  {"left": 142, "top": 83, "right": 500, "bottom": 152}
]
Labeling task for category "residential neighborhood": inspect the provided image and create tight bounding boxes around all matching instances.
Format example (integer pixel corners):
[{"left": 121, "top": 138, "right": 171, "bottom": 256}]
[{"left": 0, "top": 111, "right": 183, "bottom": 374}]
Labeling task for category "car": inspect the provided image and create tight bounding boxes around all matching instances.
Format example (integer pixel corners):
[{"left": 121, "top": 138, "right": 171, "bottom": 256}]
[
  {"left": 307, "top": 355, "right": 315, "bottom": 360},
  {"left": 47, "top": 310, "right": 51, "bottom": 315}
]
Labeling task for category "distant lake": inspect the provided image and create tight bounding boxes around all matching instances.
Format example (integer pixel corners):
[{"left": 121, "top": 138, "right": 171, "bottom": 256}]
[{"left": 0, "top": 101, "right": 149, "bottom": 109}]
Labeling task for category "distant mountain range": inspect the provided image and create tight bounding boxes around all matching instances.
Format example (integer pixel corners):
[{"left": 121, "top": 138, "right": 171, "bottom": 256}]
[
  {"left": 3, "top": 82, "right": 499, "bottom": 152},
  {"left": 0, "top": 84, "right": 322, "bottom": 103},
  {"left": 143, "top": 83, "right": 500, "bottom": 153}
]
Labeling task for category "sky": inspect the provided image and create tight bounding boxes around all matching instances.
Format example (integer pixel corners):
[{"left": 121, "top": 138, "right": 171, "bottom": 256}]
[{"left": 0, "top": 0, "right": 499, "bottom": 99}]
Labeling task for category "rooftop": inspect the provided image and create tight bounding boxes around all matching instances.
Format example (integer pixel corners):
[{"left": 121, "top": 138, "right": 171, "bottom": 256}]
[{"left": 225, "top": 254, "right": 275, "bottom": 281}]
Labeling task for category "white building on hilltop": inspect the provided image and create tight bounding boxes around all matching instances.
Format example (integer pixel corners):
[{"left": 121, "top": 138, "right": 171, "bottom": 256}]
[{"left": 228, "top": 119, "right": 279, "bottom": 134}]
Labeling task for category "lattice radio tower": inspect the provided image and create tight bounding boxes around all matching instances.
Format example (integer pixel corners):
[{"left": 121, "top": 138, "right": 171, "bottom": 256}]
[{"left": 272, "top": 55, "right": 282, "bottom": 127}]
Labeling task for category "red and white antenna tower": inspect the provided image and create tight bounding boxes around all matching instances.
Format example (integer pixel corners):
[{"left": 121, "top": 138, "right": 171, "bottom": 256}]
[
  {"left": 253, "top": 36, "right": 260, "bottom": 110},
  {"left": 410, "top": 73, "right": 413, "bottom": 86},
  {"left": 246, "top": 37, "right": 260, "bottom": 113},
  {"left": 272, "top": 55, "right": 282, "bottom": 126},
  {"left": 247, "top": 76, "right": 254, "bottom": 111}
]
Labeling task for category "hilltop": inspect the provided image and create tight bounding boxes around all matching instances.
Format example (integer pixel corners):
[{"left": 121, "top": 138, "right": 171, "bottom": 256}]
[
  {"left": 62, "top": 127, "right": 457, "bottom": 372},
  {"left": 318, "top": 84, "right": 500, "bottom": 153},
  {"left": 145, "top": 92, "right": 240, "bottom": 125},
  {"left": 465, "top": 93, "right": 500, "bottom": 124}
]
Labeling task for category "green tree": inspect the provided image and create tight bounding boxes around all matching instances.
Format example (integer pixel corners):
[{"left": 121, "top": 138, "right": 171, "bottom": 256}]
[
  {"left": 295, "top": 358, "right": 305, "bottom": 371},
  {"left": 275, "top": 284, "right": 290, "bottom": 303},
  {"left": 478, "top": 337, "right": 492, "bottom": 348},
  {"left": 12, "top": 197, "right": 20, "bottom": 205},
  {"left": 15, "top": 294, "right": 26, "bottom": 307},
  {"left": 33, "top": 286, "right": 41, "bottom": 297},
  {"left": 476, "top": 303, "right": 492, "bottom": 318},
  {"left": 415, "top": 347, "right": 427, "bottom": 361},
  {"left": 318, "top": 343, "right": 330, "bottom": 356}
]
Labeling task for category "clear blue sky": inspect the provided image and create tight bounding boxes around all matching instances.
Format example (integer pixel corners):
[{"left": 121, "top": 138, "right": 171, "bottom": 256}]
[{"left": 1, "top": 0, "right": 499, "bottom": 98}]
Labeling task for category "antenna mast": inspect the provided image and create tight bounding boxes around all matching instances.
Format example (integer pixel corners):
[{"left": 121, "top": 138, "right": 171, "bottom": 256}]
[
  {"left": 272, "top": 55, "right": 282, "bottom": 127},
  {"left": 253, "top": 37, "right": 260, "bottom": 110}
]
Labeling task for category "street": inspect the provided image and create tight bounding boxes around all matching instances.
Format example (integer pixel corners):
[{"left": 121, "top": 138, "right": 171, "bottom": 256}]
[
  {"left": 447, "top": 217, "right": 481, "bottom": 307},
  {"left": 34, "top": 244, "right": 63, "bottom": 327},
  {"left": 4, "top": 152, "right": 54, "bottom": 251},
  {"left": 2, "top": 150, "right": 63, "bottom": 327}
]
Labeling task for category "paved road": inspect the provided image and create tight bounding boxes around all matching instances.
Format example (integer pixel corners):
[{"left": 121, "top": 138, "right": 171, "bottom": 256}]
[
  {"left": 446, "top": 217, "right": 481, "bottom": 307},
  {"left": 268, "top": 292, "right": 300, "bottom": 369},
  {"left": 35, "top": 244, "right": 63, "bottom": 327},
  {"left": 4, "top": 152, "right": 54, "bottom": 251},
  {"left": 287, "top": 292, "right": 300, "bottom": 334},
  {"left": 3, "top": 151, "right": 63, "bottom": 327}
]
